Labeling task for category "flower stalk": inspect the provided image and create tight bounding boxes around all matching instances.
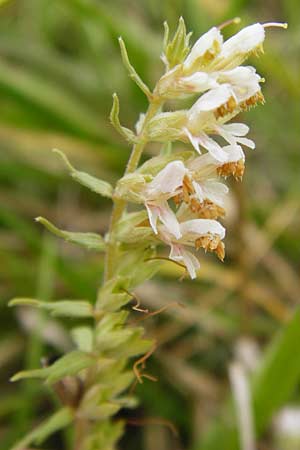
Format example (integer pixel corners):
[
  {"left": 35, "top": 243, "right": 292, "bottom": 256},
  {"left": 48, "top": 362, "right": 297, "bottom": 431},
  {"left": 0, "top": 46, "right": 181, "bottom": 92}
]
[{"left": 9, "top": 17, "right": 286, "bottom": 450}]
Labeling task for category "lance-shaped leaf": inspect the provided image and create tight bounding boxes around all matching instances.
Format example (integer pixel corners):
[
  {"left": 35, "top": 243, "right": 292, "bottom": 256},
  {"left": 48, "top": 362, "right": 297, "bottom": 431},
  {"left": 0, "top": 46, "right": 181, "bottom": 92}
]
[
  {"left": 110, "top": 93, "right": 136, "bottom": 142},
  {"left": 36, "top": 216, "right": 105, "bottom": 251},
  {"left": 11, "top": 407, "right": 73, "bottom": 450},
  {"left": 118, "top": 37, "right": 152, "bottom": 99},
  {"left": 9, "top": 298, "right": 94, "bottom": 318},
  {"left": 53, "top": 148, "right": 113, "bottom": 197},
  {"left": 11, "top": 350, "right": 96, "bottom": 384}
]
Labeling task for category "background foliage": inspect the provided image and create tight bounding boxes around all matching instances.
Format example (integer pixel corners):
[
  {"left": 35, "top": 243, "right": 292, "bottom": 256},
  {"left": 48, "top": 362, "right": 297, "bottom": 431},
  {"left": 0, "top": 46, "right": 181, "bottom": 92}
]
[{"left": 0, "top": 0, "right": 300, "bottom": 449}]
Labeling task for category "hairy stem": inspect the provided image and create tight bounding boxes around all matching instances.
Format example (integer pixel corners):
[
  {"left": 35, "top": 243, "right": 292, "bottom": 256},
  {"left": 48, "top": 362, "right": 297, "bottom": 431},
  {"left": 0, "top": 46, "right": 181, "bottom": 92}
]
[
  {"left": 73, "top": 99, "right": 163, "bottom": 450},
  {"left": 104, "top": 99, "right": 163, "bottom": 281}
]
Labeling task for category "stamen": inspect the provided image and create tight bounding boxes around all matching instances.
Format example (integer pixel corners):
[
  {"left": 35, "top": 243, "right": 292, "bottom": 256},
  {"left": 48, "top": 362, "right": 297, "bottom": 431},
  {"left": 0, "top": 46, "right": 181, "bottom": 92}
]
[
  {"left": 218, "top": 17, "right": 241, "bottom": 30},
  {"left": 263, "top": 22, "right": 288, "bottom": 29},
  {"left": 217, "top": 160, "right": 245, "bottom": 180}
]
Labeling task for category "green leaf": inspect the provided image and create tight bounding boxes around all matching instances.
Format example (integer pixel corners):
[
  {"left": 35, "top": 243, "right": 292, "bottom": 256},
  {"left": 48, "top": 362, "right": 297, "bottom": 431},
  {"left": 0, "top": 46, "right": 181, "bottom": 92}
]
[
  {"left": 53, "top": 148, "right": 113, "bottom": 198},
  {"left": 9, "top": 297, "right": 94, "bottom": 318},
  {"left": 11, "top": 350, "right": 95, "bottom": 384},
  {"left": 11, "top": 407, "right": 73, "bottom": 450},
  {"left": 118, "top": 38, "right": 152, "bottom": 99},
  {"left": 36, "top": 216, "right": 105, "bottom": 251},
  {"left": 110, "top": 93, "right": 136, "bottom": 142}
]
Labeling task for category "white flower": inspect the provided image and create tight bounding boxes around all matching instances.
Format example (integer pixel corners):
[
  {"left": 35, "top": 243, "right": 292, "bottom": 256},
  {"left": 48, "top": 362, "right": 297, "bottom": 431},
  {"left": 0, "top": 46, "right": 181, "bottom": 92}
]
[
  {"left": 176, "top": 72, "right": 219, "bottom": 95},
  {"left": 182, "top": 84, "right": 256, "bottom": 161},
  {"left": 210, "top": 23, "right": 265, "bottom": 71},
  {"left": 215, "top": 123, "right": 255, "bottom": 150},
  {"left": 172, "top": 161, "right": 229, "bottom": 219},
  {"left": 183, "top": 27, "right": 223, "bottom": 74},
  {"left": 159, "top": 219, "right": 226, "bottom": 279},
  {"left": 217, "top": 66, "right": 262, "bottom": 104},
  {"left": 143, "top": 160, "right": 187, "bottom": 239},
  {"left": 190, "top": 144, "right": 246, "bottom": 180},
  {"left": 191, "top": 179, "right": 228, "bottom": 207}
]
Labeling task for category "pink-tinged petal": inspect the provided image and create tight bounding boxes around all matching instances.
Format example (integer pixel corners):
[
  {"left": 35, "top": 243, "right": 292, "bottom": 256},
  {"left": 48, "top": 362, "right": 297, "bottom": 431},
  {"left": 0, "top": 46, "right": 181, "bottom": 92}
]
[
  {"left": 147, "top": 161, "right": 187, "bottom": 196},
  {"left": 197, "top": 133, "right": 228, "bottom": 163},
  {"left": 169, "top": 244, "right": 200, "bottom": 279},
  {"left": 181, "top": 249, "right": 201, "bottom": 279},
  {"left": 219, "top": 123, "right": 249, "bottom": 136},
  {"left": 145, "top": 203, "right": 159, "bottom": 234},
  {"left": 158, "top": 202, "right": 182, "bottom": 239},
  {"left": 221, "top": 23, "right": 265, "bottom": 58},
  {"left": 184, "top": 27, "right": 223, "bottom": 70},
  {"left": 236, "top": 137, "right": 256, "bottom": 149},
  {"left": 184, "top": 128, "right": 202, "bottom": 154},
  {"left": 180, "top": 219, "right": 226, "bottom": 240}
]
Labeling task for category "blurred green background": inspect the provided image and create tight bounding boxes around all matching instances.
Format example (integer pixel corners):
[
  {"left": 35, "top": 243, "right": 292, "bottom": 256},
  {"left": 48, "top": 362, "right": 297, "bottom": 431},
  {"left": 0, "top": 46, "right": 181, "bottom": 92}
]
[{"left": 0, "top": 1, "right": 300, "bottom": 449}]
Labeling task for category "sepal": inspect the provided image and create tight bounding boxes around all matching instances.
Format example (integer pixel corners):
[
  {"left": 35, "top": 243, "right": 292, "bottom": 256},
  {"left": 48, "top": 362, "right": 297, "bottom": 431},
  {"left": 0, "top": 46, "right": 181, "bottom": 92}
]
[
  {"left": 110, "top": 93, "right": 137, "bottom": 142},
  {"left": 53, "top": 149, "right": 113, "bottom": 197},
  {"left": 162, "top": 17, "right": 191, "bottom": 69},
  {"left": 9, "top": 297, "right": 94, "bottom": 318},
  {"left": 36, "top": 217, "right": 105, "bottom": 251},
  {"left": 11, "top": 350, "right": 95, "bottom": 384},
  {"left": 115, "top": 172, "right": 147, "bottom": 202},
  {"left": 118, "top": 38, "right": 152, "bottom": 99},
  {"left": 145, "top": 110, "right": 187, "bottom": 142}
]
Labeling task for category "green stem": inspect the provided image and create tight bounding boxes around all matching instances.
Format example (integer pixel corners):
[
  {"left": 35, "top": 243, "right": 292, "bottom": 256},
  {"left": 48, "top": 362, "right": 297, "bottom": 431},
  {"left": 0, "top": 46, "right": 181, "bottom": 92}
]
[{"left": 104, "top": 99, "right": 163, "bottom": 282}]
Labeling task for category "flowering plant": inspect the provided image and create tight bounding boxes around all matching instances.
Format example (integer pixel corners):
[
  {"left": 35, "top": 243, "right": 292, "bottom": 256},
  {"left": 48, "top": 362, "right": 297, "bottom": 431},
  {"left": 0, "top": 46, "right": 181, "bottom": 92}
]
[{"left": 9, "top": 17, "right": 286, "bottom": 450}]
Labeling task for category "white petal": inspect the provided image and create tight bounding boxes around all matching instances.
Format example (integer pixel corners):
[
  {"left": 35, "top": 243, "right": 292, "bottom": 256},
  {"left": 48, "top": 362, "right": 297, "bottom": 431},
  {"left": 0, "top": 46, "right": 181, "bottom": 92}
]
[
  {"left": 192, "top": 181, "right": 205, "bottom": 203},
  {"left": 217, "top": 125, "right": 255, "bottom": 150},
  {"left": 220, "top": 66, "right": 260, "bottom": 84},
  {"left": 221, "top": 23, "right": 265, "bottom": 58},
  {"left": 202, "top": 180, "right": 229, "bottom": 205},
  {"left": 180, "top": 72, "right": 219, "bottom": 92},
  {"left": 158, "top": 201, "right": 182, "bottom": 239},
  {"left": 236, "top": 137, "right": 256, "bottom": 149},
  {"left": 197, "top": 133, "right": 229, "bottom": 163},
  {"left": 147, "top": 161, "right": 187, "bottom": 196},
  {"left": 184, "top": 128, "right": 202, "bottom": 154},
  {"left": 169, "top": 244, "right": 200, "bottom": 279},
  {"left": 145, "top": 203, "right": 159, "bottom": 234},
  {"left": 221, "top": 144, "right": 245, "bottom": 162},
  {"left": 180, "top": 219, "right": 226, "bottom": 239},
  {"left": 219, "top": 123, "right": 249, "bottom": 136},
  {"left": 184, "top": 27, "right": 223, "bottom": 70},
  {"left": 191, "top": 85, "right": 232, "bottom": 113},
  {"left": 181, "top": 249, "right": 200, "bottom": 279}
]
